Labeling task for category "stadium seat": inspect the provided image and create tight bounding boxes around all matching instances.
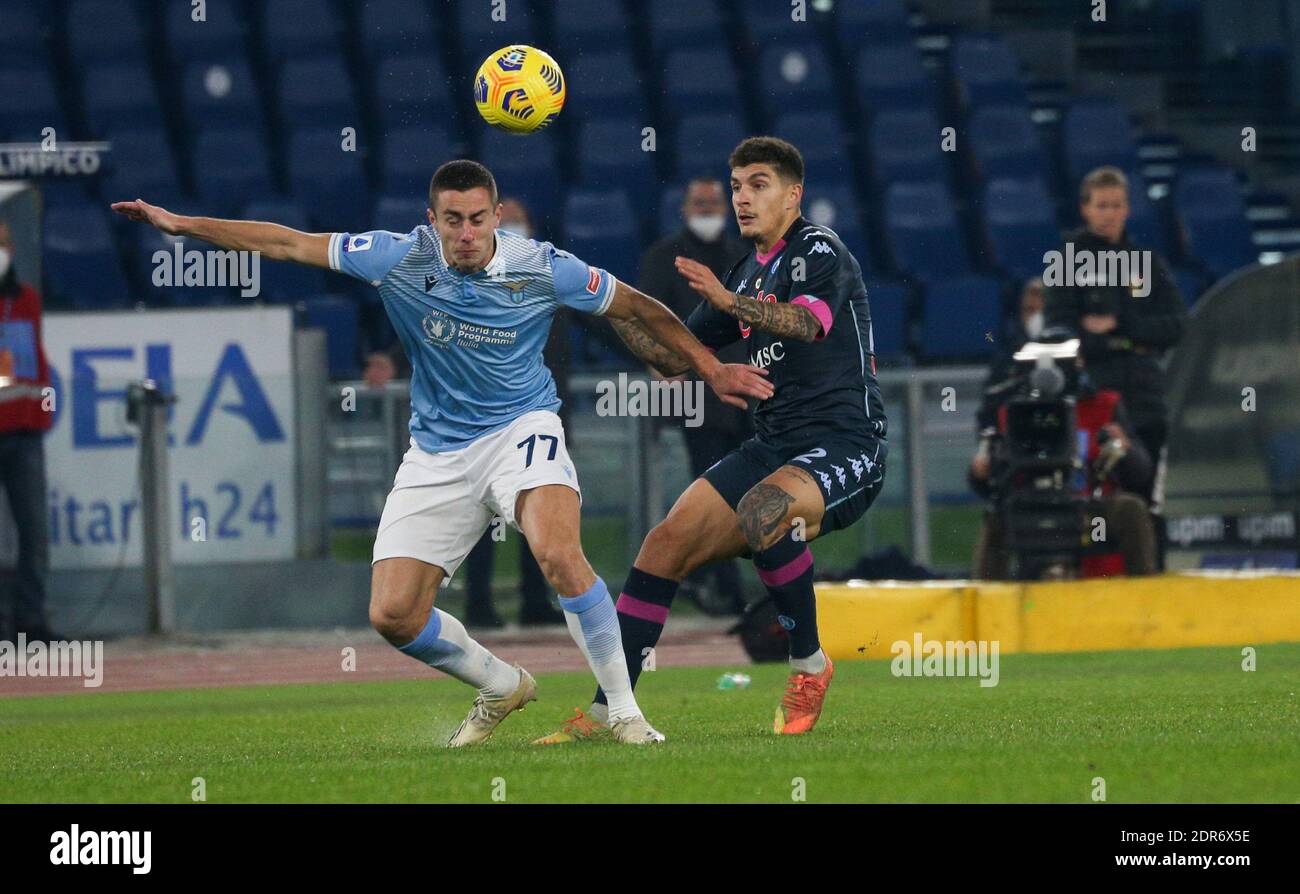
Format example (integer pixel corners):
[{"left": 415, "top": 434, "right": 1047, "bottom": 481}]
[
  {"left": 864, "top": 281, "right": 909, "bottom": 359},
  {"left": 870, "top": 109, "right": 947, "bottom": 185},
  {"left": 279, "top": 57, "right": 360, "bottom": 126},
  {"left": 773, "top": 112, "right": 855, "bottom": 184},
  {"left": 192, "top": 127, "right": 278, "bottom": 217},
  {"left": 968, "top": 104, "right": 1048, "bottom": 182},
  {"left": 372, "top": 53, "right": 456, "bottom": 128},
  {"left": 856, "top": 43, "right": 935, "bottom": 113},
  {"left": 657, "top": 186, "right": 686, "bottom": 238},
  {"left": 834, "top": 0, "right": 911, "bottom": 45},
  {"left": 261, "top": 0, "right": 343, "bottom": 62},
  {"left": 674, "top": 114, "right": 745, "bottom": 181},
  {"left": 1062, "top": 98, "right": 1139, "bottom": 186},
  {"left": 128, "top": 225, "right": 234, "bottom": 307},
  {"left": 919, "top": 275, "right": 1002, "bottom": 360},
  {"left": 1118, "top": 171, "right": 1170, "bottom": 257},
  {"left": 43, "top": 204, "right": 131, "bottom": 309},
  {"left": 577, "top": 118, "right": 658, "bottom": 202},
  {"left": 478, "top": 130, "right": 561, "bottom": 225},
  {"left": 81, "top": 62, "right": 165, "bottom": 136},
  {"left": 884, "top": 181, "right": 971, "bottom": 282},
  {"left": 102, "top": 128, "right": 183, "bottom": 201},
  {"left": 357, "top": 0, "right": 439, "bottom": 61},
  {"left": 298, "top": 296, "right": 360, "bottom": 379},
  {"left": 372, "top": 195, "right": 430, "bottom": 234},
  {"left": 1170, "top": 265, "right": 1207, "bottom": 308},
  {"left": 563, "top": 190, "right": 639, "bottom": 284},
  {"left": 182, "top": 56, "right": 266, "bottom": 133},
  {"left": 741, "top": 1, "right": 833, "bottom": 42},
  {"left": 660, "top": 49, "right": 740, "bottom": 120},
  {"left": 240, "top": 201, "right": 328, "bottom": 303},
  {"left": 983, "top": 178, "right": 1061, "bottom": 281},
  {"left": 287, "top": 127, "right": 371, "bottom": 231},
  {"left": 456, "top": 1, "right": 538, "bottom": 64},
  {"left": 0, "top": 66, "right": 65, "bottom": 141},
  {"left": 0, "top": 2, "right": 48, "bottom": 66},
  {"left": 758, "top": 42, "right": 838, "bottom": 119},
  {"left": 382, "top": 125, "right": 457, "bottom": 197},
  {"left": 67, "top": 0, "right": 147, "bottom": 65},
  {"left": 951, "top": 34, "right": 1027, "bottom": 108},
  {"left": 1174, "top": 167, "right": 1257, "bottom": 280},
  {"left": 553, "top": 0, "right": 633, "bottom": 54},
  {"left": 803, "top": 184, "right": 869, "bottom": 271},
  {"left": 562, "top": 50, "right": 645, "bottom": 121},
  {"left": 646, "top": 0, "right": 725, "bottom": 51},
  {"left": 166, "top": 0, "right": 250, "bottom": 64}
]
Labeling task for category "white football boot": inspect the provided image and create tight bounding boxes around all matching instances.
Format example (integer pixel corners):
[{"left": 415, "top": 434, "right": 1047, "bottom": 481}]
[{"left": 446, "top": 666, "right": 537, "bottom": 747}]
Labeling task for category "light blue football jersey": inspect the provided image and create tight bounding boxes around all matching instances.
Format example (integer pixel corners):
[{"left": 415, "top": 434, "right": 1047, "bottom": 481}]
[{"left": 329, "top": 226, "right": 616, "bottom": 452}]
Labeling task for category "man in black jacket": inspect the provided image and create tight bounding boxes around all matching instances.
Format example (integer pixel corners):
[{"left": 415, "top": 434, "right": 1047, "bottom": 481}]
[
  {"left": 637, "top": 178, "right": 751, "bottom": 613},
  {"left": 1044, "top": 167, "right": 1186, "bottom": 567}
]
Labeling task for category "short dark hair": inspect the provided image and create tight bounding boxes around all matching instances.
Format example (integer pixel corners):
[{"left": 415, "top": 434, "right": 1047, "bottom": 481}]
[
  {"left": 728, "top": 136, "right": 804, "bottom": 184},
  {"left": 429, "top": 159, "right": 498, "bottom": 209},
  {"left": 1079, "top": 166, "right": 1128, "bottom": 204}
]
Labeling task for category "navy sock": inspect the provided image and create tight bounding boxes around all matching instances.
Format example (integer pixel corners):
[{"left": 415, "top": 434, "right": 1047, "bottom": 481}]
[
  {"left": 754, "top": 533, "right": 820, "bottom": 660},
  {"left": 592, "top": 567, "right": 678, "bottom": 707}
]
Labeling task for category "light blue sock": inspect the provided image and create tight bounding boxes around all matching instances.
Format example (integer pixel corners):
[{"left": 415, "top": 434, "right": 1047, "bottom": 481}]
[
  {"left": 559, "top": 578, "right": 639, "bottom": 720},
  {"left": 398, "top": 608, "right": 519, "bottom": 699}
]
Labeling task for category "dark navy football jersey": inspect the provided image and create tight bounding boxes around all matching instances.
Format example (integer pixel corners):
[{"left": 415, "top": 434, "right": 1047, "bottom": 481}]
[{"left": 686, "top": 216, "right": 888, "bottom": 447}]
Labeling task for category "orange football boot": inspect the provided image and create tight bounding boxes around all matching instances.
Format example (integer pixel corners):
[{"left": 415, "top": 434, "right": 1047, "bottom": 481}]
[{"left": 773, "top": 655, "right": 834, "bottom": 734}]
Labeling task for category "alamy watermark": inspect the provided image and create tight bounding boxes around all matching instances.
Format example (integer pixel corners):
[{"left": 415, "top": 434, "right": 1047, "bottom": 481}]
[
  {"left": 152, "top": 242, "right": 261, "bottom": 298},
  {"left": 595, "top": 372, "right": 705, "bottom": 428},
  {"left": 0, "top": 634, "right": 104, "bottom": 688},
  {"left": 890, "top": 633, "right": 1000, "bottom": 687},
  {"left": 1042, "top": 243, "right": 1152, "bottom": 297}
]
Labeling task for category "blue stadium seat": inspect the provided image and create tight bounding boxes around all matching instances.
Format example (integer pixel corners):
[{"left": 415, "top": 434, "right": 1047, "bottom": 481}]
[
  {"left": 577, "top": 118, "right": 658, "bottom": 200},
  {"left": 884, "top": 181, "right": 970, "bottom": 282},
  {"left": 456, "top": 2, "right": 538, "bottom": 64},
  {"left": 553, "top": 0, "right": 633, "bottom": 54},
  {"left": 478, "top": 130, "right": 561, "bottom": 224},
  {"left": 279, "top": 56, "right": 360, "bottom": 125},
  {"left": 358, "top": 0, "right": 439, "bottom": 61},
  {"left": 0, "top": 2, "right": 48, "bottom": 65},
  {"left": 182, "top": 56, "right": 266, "bottom": 133},
  {"left": 103, "top": 128, "right": 183, "bottom": 201},
  {"left": 773, "top": 112, "right": 854, "bottom": 184},
  {"left": 383, "top": 125, "right": 457, "bottom": 197},
  {"left": 262, "top": 0, "right": 343, "bottom": 62},
  {"left": 43, "top": 204, "right": 131, "bottom": 309},
  {"left": 803, "top": 184, "right": 869, "bottom": 272},
  {"left": 372, "top": 52, "right": 456, "bottom": 128},
  {"left": 870, "top": 109, "right": 947, "bottom": 185},
  {"left": 563, "top": 50, "right": 644, "bottom": 121},
  {"left": 166, "top": 0, "right": 250, "bottom": 64},
  {"left": 81, "top": 62, "right": 164, "bottom": 136},
  {"left": 38, "top": 180, "right": 98, "bottom": 210},
  {"left": 373, "top": 195, "right": 430, "bottom": 234},
  {"left": 298, "top": 295, "right": 360, "bottom": 379},
  {"left": 951, "top": 34, "right": 1027, "bottom": 108},
  {"left": 742, "top": 1, "right": 833, "bottom": 42},
  {"left": 1174, "top": 167, "right": 1257, "bottom": 280},
  {"left": 287, "top": 127, "right": 371, "bottom": 231},
  {"left": 968, "top": 104, "right": 1047, "bottom": 182},
  {"left": 1118, "top": 171, "right": 1169, "bottom": 256},
  {"left": 240, "top": 200, "right": 328, "bottom": 303},
  {"left": 920, "top": 275, "right": 1002, "bottom": 360},
  {"left": 1062, "top": 98, "right": 1138, "bottom": 185},
  {"left": 192, "top": 128, "right": 277, "bottom": 216},
  {"left": 835, "top": 0, "right": 911, "bottom": 45},
  {"left": 1170, "top": 265, "right": 1206, "bottom": 308},
  {"left": 758, "top": 42, "right": 838, "bottom": 119},
  {"left": 856, "top": 42, "right": 935, "bottom": 113},
  {"left": 983, "top": 178, "right": 1060, "bottom": 281},
  {"left": 674, "top": 113, "right": 745, "bottom": 181},
  {"left": 661, "top": 49, "right": 739, "bottom": 120},
  {"left": 657, "top": 186, "right": 686, "bottom": 238},
  {"left": 563, "top": 190, "right": 639, "bottom": 284},
  {"left": 647, "top": 0, "right": 725, "bottom": 51},
  {"left": 0, "top": 66, "right": 64, "bottom": 141},
  {"left": 864, "top": 281, "right": 908, "bottom": 359},
  {"left": 67, "top": 0, "right": 146, "bottom": 65}
]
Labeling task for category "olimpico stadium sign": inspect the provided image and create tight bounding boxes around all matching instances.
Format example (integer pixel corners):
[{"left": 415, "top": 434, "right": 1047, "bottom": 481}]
[{"left": 0, "top": 141, "right": 109, "bottom": 177}]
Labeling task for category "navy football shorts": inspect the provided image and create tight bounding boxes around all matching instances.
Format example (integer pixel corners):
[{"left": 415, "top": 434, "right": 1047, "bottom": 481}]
[{"left": 701, "top": 434, "right": 888, "bottom": 536}]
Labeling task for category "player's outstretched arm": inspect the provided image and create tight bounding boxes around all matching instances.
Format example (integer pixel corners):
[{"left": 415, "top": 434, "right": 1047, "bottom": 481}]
[
  {"left": 675, "top": 256, "right": 822, "bottom": 342},
  {"left": 110, "top": 199, "right": 331, "bottom": 268},
  {"left": 604, "top": 279, "right": 773, "bottom": 409}
]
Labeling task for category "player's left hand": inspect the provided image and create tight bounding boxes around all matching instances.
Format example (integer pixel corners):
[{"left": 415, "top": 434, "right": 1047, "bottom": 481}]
[
  {"left": 675, "top": 256, "right": 732, "bottom": 309},
  {"left": 704, "top": 362, "right": 773, "bottom": 409}
]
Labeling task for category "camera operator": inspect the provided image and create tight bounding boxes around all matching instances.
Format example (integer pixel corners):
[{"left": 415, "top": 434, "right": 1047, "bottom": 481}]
[
  {"left": 1043, "top": 167, "right": 1186, "bottom": 568},
  {"left": 968, "top": 333, "right": 1158, "bottom": 579}
]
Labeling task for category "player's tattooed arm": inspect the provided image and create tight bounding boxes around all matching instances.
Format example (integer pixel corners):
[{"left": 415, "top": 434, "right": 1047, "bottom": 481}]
[
  {"left": 608, "top": 317, "right": 691, "bottom": 377},
  {"left": 674, "top": 256, "right": 822, "bottom": 342}
]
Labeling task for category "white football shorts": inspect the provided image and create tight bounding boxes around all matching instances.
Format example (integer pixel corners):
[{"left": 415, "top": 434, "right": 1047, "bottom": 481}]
[{"left": 372, "top": 410, "right": 580, "bottom": 579}]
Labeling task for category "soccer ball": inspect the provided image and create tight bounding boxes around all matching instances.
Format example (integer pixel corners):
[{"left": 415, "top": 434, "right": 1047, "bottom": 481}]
[{"left": 474, "top": 45, "right": 566, "bottom": 134}]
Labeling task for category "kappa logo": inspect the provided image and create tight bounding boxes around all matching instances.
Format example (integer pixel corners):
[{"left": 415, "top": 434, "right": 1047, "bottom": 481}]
[
  {"left": 831, "top": 463, "right": 847, "bottom": 487},
  {"left": 860, "top": 452, "right": 876, "bottom": 474},
  {"left": 808, "top": 241, "right": 836, "bottom": 256},
  {"left": 424, "top": 273, "right": 438, "bottom": 292},
  {"left": 849, "top": 457, "right": 864, "bottom": 481},
  {"left": 815, "top": 470, "right": 834, "bottom": 493},
  {"left": 422, "top": 314, "right": 456, "bottom": 345},
  {"left": 738, "top": 278, "right": 748, "bottom": 291}
]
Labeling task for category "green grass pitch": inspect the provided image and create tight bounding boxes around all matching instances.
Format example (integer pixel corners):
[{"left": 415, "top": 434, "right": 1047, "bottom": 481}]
[{"left": 2, "top": 644, "right": 1297, "bottom": 803}]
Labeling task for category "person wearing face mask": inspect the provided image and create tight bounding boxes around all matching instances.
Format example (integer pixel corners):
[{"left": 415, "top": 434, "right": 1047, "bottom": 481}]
[
  {"left": 0, "top": 220, "right": 58, "bottom": 642},
  {"left": 635, "top": 178, "right": 751, "bottom": 614}
]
